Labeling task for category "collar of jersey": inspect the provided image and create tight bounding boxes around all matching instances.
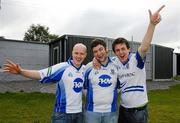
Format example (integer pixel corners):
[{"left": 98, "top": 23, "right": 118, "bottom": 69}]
[
  {"left": 122, "top": 52, "right": 132, "bottom": 65},
  {"left": 67, "top": 57, "right": 82, "bottom": 71},
  {"left": 100, "top": 57, "right": 112, "bottom": 67}
]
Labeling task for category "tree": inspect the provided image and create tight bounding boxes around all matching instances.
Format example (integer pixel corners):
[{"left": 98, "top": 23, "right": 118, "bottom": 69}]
[{"left": 23, "top": 24, "right": 59, "bottom": 43}]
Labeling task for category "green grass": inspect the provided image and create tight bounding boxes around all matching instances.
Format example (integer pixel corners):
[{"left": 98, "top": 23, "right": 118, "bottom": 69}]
[
  {"left": 174, "top": 75, "right": 180, "bottom": 81},
  {"left": 0, "top": 92, "right": 54, "bottom": 123},
  {"left": 0, "top": 84, "right": 180, "bottom": 123},
  {"left": 148, "top": 84, "right": 180, "bottom": 123}
]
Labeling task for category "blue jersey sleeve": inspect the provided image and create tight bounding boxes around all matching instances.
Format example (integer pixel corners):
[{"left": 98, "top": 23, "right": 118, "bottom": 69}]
[
  {"left": 39, "top": 62, "right": 68, "bottom": 83},
  {"left": 136, "top": 51, "right": 146, "bottom": 69}
]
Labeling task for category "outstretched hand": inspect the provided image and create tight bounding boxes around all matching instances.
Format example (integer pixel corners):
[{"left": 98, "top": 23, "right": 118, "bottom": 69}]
[
  {"left": 3, "top": 59, "right": 22, "bottom": 74},
  {"left": 149, "top": 5, "right": 165, "bottom": 25}
]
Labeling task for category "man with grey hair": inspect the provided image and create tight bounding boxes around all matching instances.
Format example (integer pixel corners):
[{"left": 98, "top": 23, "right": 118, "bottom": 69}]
[{"left": 3, "top": 43, "right": 87, "bottom": 123}]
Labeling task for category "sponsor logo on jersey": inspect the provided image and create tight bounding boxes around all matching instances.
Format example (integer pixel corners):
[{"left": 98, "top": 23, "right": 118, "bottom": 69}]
[
  {"left": 73, "top": 78, "right": 83, "bottom": 93},
  {"left": 98, "top": 75, "right": 112, "bottom": 87},
  {"left": 119, "top": 72, "right": 135, "bottom": 79}
]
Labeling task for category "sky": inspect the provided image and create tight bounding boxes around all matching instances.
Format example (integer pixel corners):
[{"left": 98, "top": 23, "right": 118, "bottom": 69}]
[{"left": 0, "top": 0, "right": 180, "bottom": 49}]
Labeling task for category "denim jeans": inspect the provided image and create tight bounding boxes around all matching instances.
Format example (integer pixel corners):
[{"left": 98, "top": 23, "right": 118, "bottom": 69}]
[
  {"left": 118, "top": 105, "right": 148, "bottom": 123},
  {"left": 85, "top": 111, "right": 118, "bottom": 123},
  {"left": 51, "top": 112, "right": 83, "bottom": 123}
]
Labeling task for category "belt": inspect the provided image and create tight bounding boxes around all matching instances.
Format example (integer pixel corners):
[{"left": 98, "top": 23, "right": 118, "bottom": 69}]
[{"left": 120, "top": 105, "right": 147, "bottom": 112}]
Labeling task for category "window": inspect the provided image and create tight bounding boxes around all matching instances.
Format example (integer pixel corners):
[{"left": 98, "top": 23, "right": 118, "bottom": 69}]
[{"left": 53, "top": 46, "right": 59, "bottom": 64}]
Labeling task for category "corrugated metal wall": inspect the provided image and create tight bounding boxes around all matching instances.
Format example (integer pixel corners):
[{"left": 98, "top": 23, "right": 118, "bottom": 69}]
[
  {"left": 177, "top": 54, "right": 180, "bottom": 75},
  {"left": 49, "top": 35, "right": 153, "bottom": 80},
  {"left": 65, "top": 35, "right": 94, "bottom": 64},
  {"left": 153, "top": 45, "right": 173, "bottom": 80},
  {"left": 1, "top": 35, "right": 174, "bottom": 82},
  {"left": 0, "top": 40, "right": 49, "bottom": 82},
  {"left": 50, "top": 35, "right": 106, "bottom": 65}
]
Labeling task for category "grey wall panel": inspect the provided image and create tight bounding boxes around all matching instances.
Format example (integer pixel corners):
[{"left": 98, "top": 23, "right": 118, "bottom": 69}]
[
  {"left": 48, "top": 35, "right": 155, "bottom": 80},
  {"left": 173, "top": 54, "right": 177, "bottom": 76},
  {"left": 0, "top": 40, "right": 49, "bottom": 82}
]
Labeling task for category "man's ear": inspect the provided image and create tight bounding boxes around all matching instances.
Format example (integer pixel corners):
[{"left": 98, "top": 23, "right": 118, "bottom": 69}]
[
  {"left": 85, "top": 52, "right": 87, "bottom": 58},
  {"left": 106, "top": 48, "right": 108, "bottom": 53},
  {"left": 128, "top": 48, "right": 131, "bottom": 52}
]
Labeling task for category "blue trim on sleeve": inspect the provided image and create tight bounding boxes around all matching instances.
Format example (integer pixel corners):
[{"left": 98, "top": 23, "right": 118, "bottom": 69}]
[
  {"left": 122, "top": 85, "right": 144, "bottom": 94},
  {"left": 136, "top": 51, "right": 145, "bottom": 69},
  {"left": 122, "top": 89, "right": 144, "bottom": 94},
  {"left": 124, "top": 86, "right": 143, "bottom": 91},
  {"left": 40, "top": 66, "right": 68, "bottom": 83}
]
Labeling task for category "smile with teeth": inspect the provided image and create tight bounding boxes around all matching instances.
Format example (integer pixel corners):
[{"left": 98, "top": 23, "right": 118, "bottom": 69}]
[{"left": 76, "top": 59, "right": 81, "bottom": 61}]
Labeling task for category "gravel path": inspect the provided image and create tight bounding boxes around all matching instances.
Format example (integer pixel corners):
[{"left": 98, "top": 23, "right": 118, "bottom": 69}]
[
  {"left": 147, "top": 80, "right": 180, "bottom": 91},
  {"left": 0, "top": 80, "right": 56, "bottom": 93},
  {"left": 0, "top": 80, "right": 179, "bottom": 93}
]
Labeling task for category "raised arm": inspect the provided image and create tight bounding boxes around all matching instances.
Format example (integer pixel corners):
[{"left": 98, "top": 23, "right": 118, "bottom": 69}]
[
  {"left": 3, "top": 59, "right": 41, "bottom": 80},
  {"left": 138, "top": 5, "right": 165, "bottom": 59}
]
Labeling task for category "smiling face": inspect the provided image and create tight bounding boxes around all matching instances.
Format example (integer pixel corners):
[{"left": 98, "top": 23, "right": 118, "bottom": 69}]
[
  {"left": 92, "top": 44, "right": 108, "bottom": 63},
  {"left": 72, "top": 43, "right": 87, "bottom": 67},
  {"left": 114, "top": 43, "right": 130, "bottom": 63}
]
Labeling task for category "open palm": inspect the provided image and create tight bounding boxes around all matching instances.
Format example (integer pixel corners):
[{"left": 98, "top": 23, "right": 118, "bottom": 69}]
[{"left": 3, "top": 59, "right": 21, "bottom": 74}]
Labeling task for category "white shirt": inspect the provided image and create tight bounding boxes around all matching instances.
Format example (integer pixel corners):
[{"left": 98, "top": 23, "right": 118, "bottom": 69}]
[
  {"left": 84, "top": 58, "right": 119, "bottom": 112},
  {"left": 39, "top": 58, "right": 85, "bottom": 113},
  {"left": 112, "top": 52, "right": 148, "bottom": 108}
]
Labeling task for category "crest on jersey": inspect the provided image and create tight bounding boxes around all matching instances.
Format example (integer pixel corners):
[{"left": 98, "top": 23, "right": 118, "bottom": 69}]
[
  {"left": 94, "top": 70, "right": 99, "bottom": 75},
  {"left": 98, "top": 75, "right": 112, "bottom": 87},
  {"left": 68, "top": 72, "right": 73, "bottom": 77},
  {"left": 73, "top": 78, "right": 83, "bottom": 93},
  {"left": 126, "top": 63, "right": 129, "bottom": 69},
  {"left": 110, "top": 69, "right": 115, "bottom": 75}
]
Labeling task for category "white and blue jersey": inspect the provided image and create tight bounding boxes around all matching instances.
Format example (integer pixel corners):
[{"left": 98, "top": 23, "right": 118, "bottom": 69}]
[
  {"left": 112, "top": 51, "right": 148, "bottom": 108},
  {"left": 38, "top": 58, "right": 85, "bottom": 113},
  {"left": 84, "top": 58, "right": 119, "bottom": 113}
]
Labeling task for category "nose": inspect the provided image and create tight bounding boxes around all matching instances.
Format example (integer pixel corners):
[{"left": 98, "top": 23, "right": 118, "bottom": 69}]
[
  {"left": 97, "top": 50, "right": 102, "bottom": 57},
  {"left": 77, "top": 53, "right": 83, "bottom": 59}
]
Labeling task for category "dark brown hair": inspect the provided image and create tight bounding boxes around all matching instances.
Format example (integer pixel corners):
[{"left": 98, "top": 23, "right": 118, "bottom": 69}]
[
  {"left": 112, "top": 37, "right": 130, "bottom": 52},
  {"left": 91, "top": 38, "right": 106, "bottom": 49}
]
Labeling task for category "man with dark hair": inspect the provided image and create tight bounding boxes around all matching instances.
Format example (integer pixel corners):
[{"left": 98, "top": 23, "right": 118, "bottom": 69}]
[
  {"left": 84, "top": 38, "right": 119, "bottom": 123},
  {"left": 92, "top": 5, "right": 165, "bottom": 123},
  {"left": 111, "top": 5, "right": 165, "bottom": 123}
]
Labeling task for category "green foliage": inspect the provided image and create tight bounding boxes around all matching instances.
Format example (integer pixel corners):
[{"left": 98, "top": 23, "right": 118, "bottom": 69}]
[{"left": 23, "top": 24, "right": 59, "bottom": 43}]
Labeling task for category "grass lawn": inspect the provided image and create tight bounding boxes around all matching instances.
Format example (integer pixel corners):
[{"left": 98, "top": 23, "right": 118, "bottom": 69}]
[
  {"left": 174, "top": 75, "right": 180, "bottom": 81},
  {"left": 0, "top": 92, "right": 54, "bottom": 123},
  {"left": 0, "top": 84, "right": 180, "bottom": 123},
  {"left": 148, "top": 84, "right": 180, "bottom": 123}
]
